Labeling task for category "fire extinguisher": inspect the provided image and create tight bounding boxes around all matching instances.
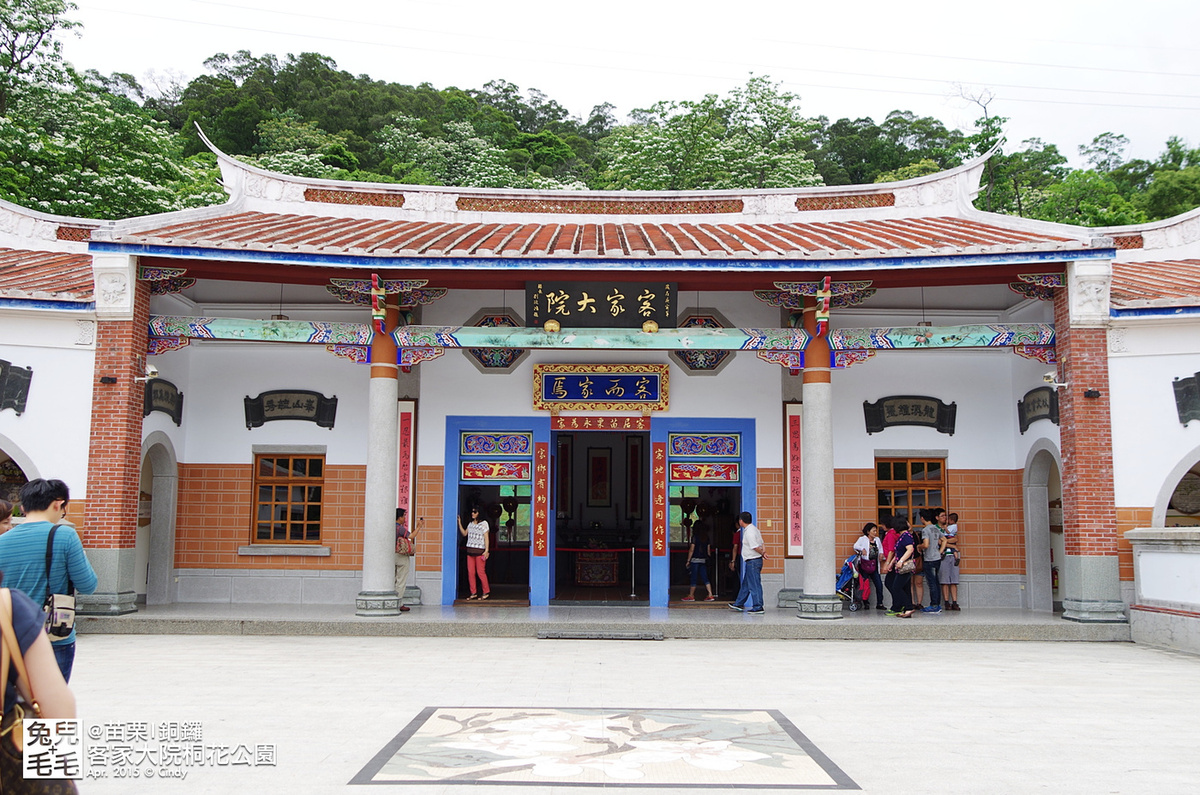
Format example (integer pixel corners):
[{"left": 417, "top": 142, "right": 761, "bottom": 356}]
[{"left": 1051, "top": 547, "right": 1058, "bottom": 591}]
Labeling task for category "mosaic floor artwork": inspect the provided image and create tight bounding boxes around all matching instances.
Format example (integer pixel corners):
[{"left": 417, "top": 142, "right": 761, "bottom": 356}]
[{"left": 351, "top": 707, "right": 859, "bottom": 788}]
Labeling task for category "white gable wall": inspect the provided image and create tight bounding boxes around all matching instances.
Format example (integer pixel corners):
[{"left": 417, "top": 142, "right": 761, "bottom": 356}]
[{"left": 0, "top": 314, "right": 96, "bottom": 493}]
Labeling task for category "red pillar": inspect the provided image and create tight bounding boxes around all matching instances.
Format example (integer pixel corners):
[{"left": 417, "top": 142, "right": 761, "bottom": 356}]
[
  {"left": 1053, "top": 288, "right": 1117, "bottom": 556},
  {"left": 1053, "top": 270, "right": 1124, "bottom": 622},
  {"left": 84, "top": 280, "right": 150, "bottom": 550}
]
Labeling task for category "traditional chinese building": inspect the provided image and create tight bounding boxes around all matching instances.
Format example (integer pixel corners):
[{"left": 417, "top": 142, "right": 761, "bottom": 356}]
[{"left": 2, "top": 140, "right": 1199, "bottom": 624}]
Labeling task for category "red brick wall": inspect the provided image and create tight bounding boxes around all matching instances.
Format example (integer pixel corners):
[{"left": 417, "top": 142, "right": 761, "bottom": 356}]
[
  {"left": 84, "top": 281, "right": 150, "bottom": 549},
  {"left": 756, "top": 468, "right": 784, "bottom": 574},
  {"left": 1053, "top": 290, "right": 1118, "bottom": 556},
  {"left": 833, "top": 468, "right": 1026, "bottom": 575},
  {"left": 1116, "top": 507, "right": 1151, "bottom": 581},
  {"left": 414, "top": 465, "right": 443, "bottom": 571},
  {"left": 174, "top": 463, "right": 366, "bottom": 570}
]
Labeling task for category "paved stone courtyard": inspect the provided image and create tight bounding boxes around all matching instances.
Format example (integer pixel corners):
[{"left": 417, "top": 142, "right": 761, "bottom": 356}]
[{"left": 63, "top": 634, "right": 1198, "bottom": 794}]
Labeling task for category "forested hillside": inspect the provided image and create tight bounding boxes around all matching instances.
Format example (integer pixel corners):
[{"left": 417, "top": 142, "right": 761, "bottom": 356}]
[{"left": 2, "top": 0, "right": 1198, "bottom": 223}]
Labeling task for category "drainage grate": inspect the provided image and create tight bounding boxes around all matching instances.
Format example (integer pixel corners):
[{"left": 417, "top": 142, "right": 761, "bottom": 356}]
[{"left": 537, "top": 631, "right": 663, "bottom": 641}]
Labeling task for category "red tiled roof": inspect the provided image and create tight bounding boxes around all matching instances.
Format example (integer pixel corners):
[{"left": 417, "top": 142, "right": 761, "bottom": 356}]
[
  {"left": 1112, "top": 260, "right": 1200, "bottom": 308},
  {"left": 116, "top": 212, "right": 1080, "bottom": 260},
  {"left": 0, "top": 247, "right": 93, "bottom": 301}
]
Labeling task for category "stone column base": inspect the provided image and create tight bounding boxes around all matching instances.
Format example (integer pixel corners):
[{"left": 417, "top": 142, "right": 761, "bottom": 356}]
[
  {"left": 1063, "top": 599, "right": 1127, "bottom": 623},
  {"left": 77, "top": 591, "right": 139, "bottom": 616},
  {"left": 795, "top": 594, "right": 844, "bottom": 620},
  {"left": 401, "top": 586, "right": 422, "bottom": 606},
  {"left": 776, "top": 588, "right": 803, "bottom": 608},
  {"left": 356, "top": 590, "right": 401, "bottom": 616}
]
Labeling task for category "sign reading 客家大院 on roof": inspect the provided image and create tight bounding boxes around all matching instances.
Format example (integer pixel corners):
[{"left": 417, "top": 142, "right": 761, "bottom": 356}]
[
  {"left": 532, "top": 364, "right": 669, "bottom": 413},
  {"left": 244, "top": 390, "right": 338, "bottom": 430},
  {"left": 526, "top": 282, "right": 675, "bottom": 329},
  {"left": 864, "top": 395, "right": 956, "bottom": 436}
]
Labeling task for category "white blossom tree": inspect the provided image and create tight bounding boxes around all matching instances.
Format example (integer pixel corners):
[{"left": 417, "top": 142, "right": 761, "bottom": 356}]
[
  {"left": 0, "top": 85, "right": 224, "bottom": 218},
  {"left": 598, "top": 76, "right": 823, "bottom": 190}
]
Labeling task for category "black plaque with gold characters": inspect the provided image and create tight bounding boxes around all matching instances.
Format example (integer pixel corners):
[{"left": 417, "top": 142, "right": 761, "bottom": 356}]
[
  {"left": 244, "top": 390, "right": 338, "bottom": 429},
  {"left": 863, "top": 395, "right": 956, "bottom": 436},
  {"left": 526, "top": 281, "right": 675, "bottom": 329},
  {"left": 1174, "top": 372, "right": 1200, "bottom": 426},
  {"left": 143, "top": 378, "right": 184, "bottom": 425},
  {"left": 1017, "top": 386, "right": 1059, "bottom": 434},
  {"left": 0, "top": 358, "right": 32, "bottom": 416}
]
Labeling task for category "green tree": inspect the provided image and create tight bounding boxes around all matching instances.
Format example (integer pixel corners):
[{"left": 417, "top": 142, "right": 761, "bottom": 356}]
[
  {"left": 1024, "top": 170, "right": 1146, "bottom": 226},
  {"left": 0, "top": 82, "right": 224, "bottom": 218},
  {"left": 874, "top": 158, "right": 944, "bottom": 182},
  {"left": 967, "top": 113, "right": 1007, "bottom": 212},
  {"left": 0, "top": 0, "right": 79, "bottom": 114},
  {"left": 598, "top": 76, "right": 821, "bottom": 190},
  {"left": 598, "top": 94, "right": 725, "bottom": 189},
  {"left": 252, "top": 110, "right": 358, "bottom": 171},
  {"left": 507, "top": 130, "right": 575, "bottom": 177},
  {"left": 374, "top": 114, "right": 578, "bottom": 189},
  {"left": 1003, "top": 138, "right": 1069, "bottom": 217},
  {"left": 1078, "top": 132, "right": 1128, "bottom": 174},
  {"left": 878, "top": 111, "right": 966, "bottom": 168},
  {"left": 1154, "top": 136, "right": 1200, "bottom": 171},
  {"left": 1140, "top": 166, "right": 1200, "bottom": 220}
]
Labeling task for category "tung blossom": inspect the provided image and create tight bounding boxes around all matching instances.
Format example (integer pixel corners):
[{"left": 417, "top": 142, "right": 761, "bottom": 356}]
[{"left": 621, "top": 738, "right": 770, "bottom": 771}]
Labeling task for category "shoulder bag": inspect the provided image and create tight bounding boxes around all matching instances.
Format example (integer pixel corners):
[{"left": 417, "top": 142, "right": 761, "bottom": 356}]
[
  {"left": 0, "top": 589, "right": 79, "bottom": 793},
  {"left": 43, "top": 527, "right": 76, "bottom": 640}
]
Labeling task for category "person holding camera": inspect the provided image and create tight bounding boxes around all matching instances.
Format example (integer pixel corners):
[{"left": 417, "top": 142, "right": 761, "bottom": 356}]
[{"left": 0, "top": 479, "right": 98, "bottom": 682}]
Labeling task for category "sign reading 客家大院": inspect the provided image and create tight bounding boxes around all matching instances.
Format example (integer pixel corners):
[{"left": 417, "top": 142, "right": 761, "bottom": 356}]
[
  {"left": 244, "top": 390, "right": 338, "bottom": 429},
  {"left": 526, "top": 282, "right": 675, "bottom": 329},
  {"left": 863, "top": 395, "right": 956, "bottom": 436},
  {"left": 533, "top": 364, "right": 669, "bottom": 413},
  {"left": 143, "top": 378, "right": 184, "bottom": 426},
  {"left": 1017, "top": 386, "right": 1059, "bottom": 434}
]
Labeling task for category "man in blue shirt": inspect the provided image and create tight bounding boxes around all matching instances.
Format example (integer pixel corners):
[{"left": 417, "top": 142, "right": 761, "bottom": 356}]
[{"left": 0, "top": 478, "right": 98, "bottom": 681}]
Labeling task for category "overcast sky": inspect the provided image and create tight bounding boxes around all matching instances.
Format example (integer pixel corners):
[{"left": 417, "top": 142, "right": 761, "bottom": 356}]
[{"left": 61, "top": 0, "right": 1199, "bottom": 167}]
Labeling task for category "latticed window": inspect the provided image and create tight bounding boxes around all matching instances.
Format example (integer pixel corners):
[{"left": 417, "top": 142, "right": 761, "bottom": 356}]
[
  {"left": 875, "top": 457, "right": 947, "bottom": 527},
  {"left": 254, "top": 454, "right": 324, "bottom": 543}
]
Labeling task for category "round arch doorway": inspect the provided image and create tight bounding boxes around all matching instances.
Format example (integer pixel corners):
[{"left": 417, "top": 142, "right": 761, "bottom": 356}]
[{"left": 1023, "top": 443, "right": 1062, "bottom": 612}]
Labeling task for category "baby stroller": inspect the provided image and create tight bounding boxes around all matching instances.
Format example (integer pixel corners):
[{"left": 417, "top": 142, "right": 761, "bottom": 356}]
[{"left": 835, "top": 554, "right": 863, "bottom": 611}]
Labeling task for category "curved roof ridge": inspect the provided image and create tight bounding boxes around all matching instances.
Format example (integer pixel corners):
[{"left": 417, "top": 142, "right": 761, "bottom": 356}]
[
  {"left": 1095, "top": 204, "right": 1200, "bottom": 236},
  {"left": 196, "top": 123, "right": 1000, "bottom": 207},
  {"left": 1093, "top": 205, "right": 1200, "bottom": 262},
  {"left": 0, "top": 196, "right": 109, "bottom": 252},
  {"left": 955, "top": 200, "right": 1110, "bottom": 248}
]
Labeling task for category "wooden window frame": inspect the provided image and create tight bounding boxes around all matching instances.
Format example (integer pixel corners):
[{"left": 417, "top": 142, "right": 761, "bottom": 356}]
[
  {"left": 252, "top": 453, "right": 326, "bottom": 545},
  {"left": 875, "top": 456, "right": 949, "bottom": 528}
]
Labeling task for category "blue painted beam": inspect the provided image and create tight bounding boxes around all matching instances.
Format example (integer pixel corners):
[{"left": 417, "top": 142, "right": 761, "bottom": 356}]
[{"left": 92, "top": 241, "right": 1115, "bottom": 273}]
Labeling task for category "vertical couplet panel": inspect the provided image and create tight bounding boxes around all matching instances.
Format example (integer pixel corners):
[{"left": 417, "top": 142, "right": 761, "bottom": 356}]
[
  {"left": 786, "top": 404, "right": 803, "bottom": 557},
  {"left": 649, "top": 441, "right": 669, "bottom": 605}
]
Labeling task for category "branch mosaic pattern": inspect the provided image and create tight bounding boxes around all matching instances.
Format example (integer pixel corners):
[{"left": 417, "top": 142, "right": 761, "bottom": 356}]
[
  {"left": 353, "top": 707, "right": 857, "bottom": 788},
  {"left": 828, "top": 323, "right": 1054, "bottom": 350},
  {"left": 148, "top": 316, "right": 373, "bottom": 345},
  {"left": 392, "top": 326, "right": 812, "bottom": 351}
]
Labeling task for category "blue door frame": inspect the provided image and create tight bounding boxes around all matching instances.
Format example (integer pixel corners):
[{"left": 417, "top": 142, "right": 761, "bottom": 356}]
[
  {"left": 648, "top": 418, "right": 757, "bottom": 607},
  {"left": 443, "top": 415, "right": 755, "bottom": 607},
  {"left": 443, "top": 416, "right": 552, "bottom": 606}
]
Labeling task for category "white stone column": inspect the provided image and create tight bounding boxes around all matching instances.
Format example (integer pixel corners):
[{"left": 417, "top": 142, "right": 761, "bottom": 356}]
[
  {"left": 796, "top": 299, "right": 842, "bottom": 619},
  {"left": 356, "top": 302, "right": 402, "bottom": 616}
]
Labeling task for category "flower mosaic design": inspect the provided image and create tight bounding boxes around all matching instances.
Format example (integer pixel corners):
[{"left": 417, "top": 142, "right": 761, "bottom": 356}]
[
  {"left": 623, "top": 738, "right": 771, "bottom": 770},
  {"left": 357, "top": 707, "right": 857, "bottom": 788}
]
